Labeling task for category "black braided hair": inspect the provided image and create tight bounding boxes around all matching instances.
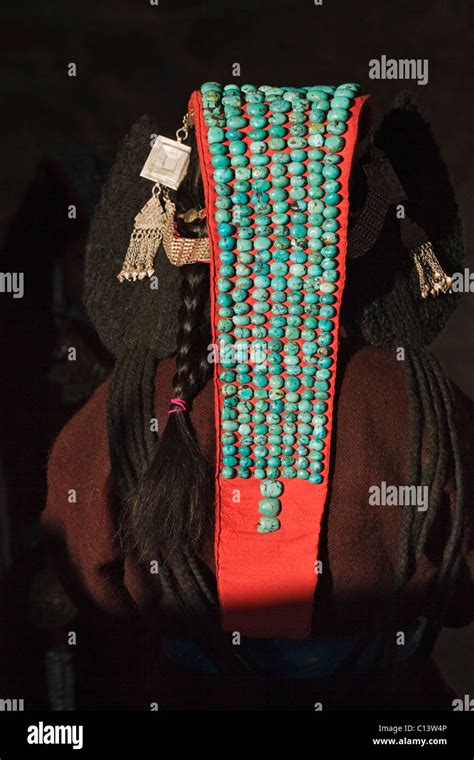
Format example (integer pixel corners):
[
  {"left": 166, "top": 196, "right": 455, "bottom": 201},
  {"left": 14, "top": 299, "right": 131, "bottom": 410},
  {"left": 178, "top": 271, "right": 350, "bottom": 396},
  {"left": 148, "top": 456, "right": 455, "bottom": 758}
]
[
  {"left": 120, "top": 262, "right": 213, "bottom": 563},
  {"left": 106, "top": 133, "right": 229, "bottom": 648}
]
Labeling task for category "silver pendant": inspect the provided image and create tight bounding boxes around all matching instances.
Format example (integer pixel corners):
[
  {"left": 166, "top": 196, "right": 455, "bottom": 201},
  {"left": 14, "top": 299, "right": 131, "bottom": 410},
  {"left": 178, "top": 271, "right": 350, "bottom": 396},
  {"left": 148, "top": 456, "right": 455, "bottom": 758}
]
[{"left": 140, "top": 135, "right": 191, "bottom": 190}]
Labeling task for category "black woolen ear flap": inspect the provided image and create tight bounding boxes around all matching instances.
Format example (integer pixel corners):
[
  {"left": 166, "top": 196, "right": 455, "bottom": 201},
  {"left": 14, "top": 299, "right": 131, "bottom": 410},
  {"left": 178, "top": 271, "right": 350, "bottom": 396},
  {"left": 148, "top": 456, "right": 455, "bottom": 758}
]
[
  {"left": 343, "top": 91, "right": 463, "bottom": 348},
  {"left": 84, "top": 115, "right": 181, "bottom": 359}
]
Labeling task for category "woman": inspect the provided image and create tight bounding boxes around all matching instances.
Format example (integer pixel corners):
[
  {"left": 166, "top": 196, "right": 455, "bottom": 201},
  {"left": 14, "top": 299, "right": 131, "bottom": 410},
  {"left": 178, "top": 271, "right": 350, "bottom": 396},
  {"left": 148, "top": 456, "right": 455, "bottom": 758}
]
[{"left": 42, "top": 82, "right": 473, "bottom": 710}]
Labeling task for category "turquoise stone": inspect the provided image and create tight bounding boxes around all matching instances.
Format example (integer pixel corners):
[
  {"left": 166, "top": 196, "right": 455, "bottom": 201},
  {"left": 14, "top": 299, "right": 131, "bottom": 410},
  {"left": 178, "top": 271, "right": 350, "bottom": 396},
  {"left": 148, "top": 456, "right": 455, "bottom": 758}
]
[
  {"left": 323, "top": 180, "right": 341, "bottom": 194},
  {"left": 260, "top": 479, "right": 284, "bottom": 498},
  {"left": 247, "top": 102, "right": 267, "bottom": 116},
  {"left": 325, "top": 135, "right": 345, "bottom": 153},
  {"left": 250, "top": 141, "right": 267, "bottom": 154},
  {"left": 285, "top": 377, "right": 301, "bottom": 392},
  {"left": 271, "top": 164, "right": 286, "bottom": 177},
  {"left": 258, "top": 499, "right": 281, "bottom": 517},
  {"left": 328, "top": 108, "right": 349, "bottom": 122},
  {"left": 320, "top": 281, "right": 337, "bottom": 294},
  {"left": 318, "top": 332, "right": 333, "bottom": 347},
  {"left": 257, "top": 516, "right": 281, "bottom": 533},
  {"left": 272, "top": 174, "right": 290, "bottom": 187},
  {"left": 269, "top": 187, "right": 288, "bottom": 201},
  {"left": 308, "top": 160, "right": 323, "bottom": 174},
  {"left": 269, "top": 112, "right": 287, "bottom": 125},
  {"left": 296, "top": 457, "right": 309, "bottom": 469},
  {"left": 232, "top": 192, "right": 249, "bottom": 206},
  {"left": 252, "top": 166, "right": 269, "bottom": 179},
  {"left": 288, "top": 161, "right": 305, "bottom": 176},
  {"left": 217, "top": 222, "right": 235, "bottom": 237},
  {"left": 227, "top": 116, "right": 247, "bottom": 129},
  {"left": 289, "top": 187, "right": 306, "bottom": 200},
  {"left": 313, "top": 413, "right": 329, "bottom": 427},
  {"left": 319, "top": 293, "right": 337, "bottom": 305},
  {"left": 249, "top": 128, "right": 267, "bottom": 141},
  {"left": 216, "top": 197, "right": 232, "bottom": 209},
  {"left": 322, "top": 165, "right": 341, "bottom": 179},
  {"left": 212, "top": 154, "right": 230, "bottom": 169},
  {"left": 308, "top": 134, "right": 324, "bottom": 148},
  {"left": 290, "top": 149, "right": 306, "bottom": 162},
  {"left": 317, "top": 359, "right": 333, "bottom": 373},
  {"left": 290, "top": 223, "right": 306, "bottom": 239},
  {"left": 319, "top": 319, "right": 335, "bottom": 333},
  {"left": 217, "top": 318, "right": 233, "bottom": 333},
  {"left": 221, "top": 467, "right": 236, "bottom": 479},
  {"left": 272, "top": 212, "right": 289, "bottom": 225},
  {"left": 315, "top": 369, "right": 331, "bottom": 382},
  {"left": 290, "top": 124, "right": 307, "bottom": 137},
  {"left": 331, "top": 95, "right": 352, "bottom": 109},
  {"left": 201, "top": 81, "right": 221, "bottom": 92},
  {"left": 234, "top": 179, "right": 251, "bottom": 193},
  {"left": 226, "top": 131, "right": 244, "bottom": 143},
  {"left": 269, "top": 125, "right": 286, "bottom": 137},
  {"left": 219, "top": 237, "right": 236, "bottom": 251},
  {"left": 221, "top": 403, "right": 237, "bottom": 418},
  {"left": 214, "top": 168, "right": 233, "bottom": 183},
  {"left": 313, "top": 426, "right": 328, "bottom": 440},
  {"left": 217, "top": 278, "right": 232, "bottom": 293},
  {"left": 253, "top": 179, "right": 271, "bottom": 192},
  {"left": 273, "top": 201, "right": 290, "bottom": 214},
  {"left": 231, "top": 155, "right": 249, "bottom": 168},
  {"left": 219, "top": 264, "right": 235, "bottom": 277},
  {"left": 328, "top": 121, "right": 347, "bottom": 136},
  {"left": 325, "top": 192, "right": 342, "bottom": 206},
  {"left": 271, "top": 98, "right": 291, "bottom": 112},
  {"left": 208, "top": 126, "right": 225, "bottom": 143},
  {"left": 215, "top": 209, "right": 232, "bottom": 223},
  {"left": 269, "top": 138, "right": 286, "bottom": 151}
]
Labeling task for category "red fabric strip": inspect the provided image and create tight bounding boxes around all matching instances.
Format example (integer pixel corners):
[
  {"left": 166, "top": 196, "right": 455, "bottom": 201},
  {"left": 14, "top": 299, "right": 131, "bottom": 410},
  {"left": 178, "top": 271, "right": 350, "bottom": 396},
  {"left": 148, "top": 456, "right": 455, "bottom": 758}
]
[{"left": 191, "top": 89, "right": 369, "bottom": 638}]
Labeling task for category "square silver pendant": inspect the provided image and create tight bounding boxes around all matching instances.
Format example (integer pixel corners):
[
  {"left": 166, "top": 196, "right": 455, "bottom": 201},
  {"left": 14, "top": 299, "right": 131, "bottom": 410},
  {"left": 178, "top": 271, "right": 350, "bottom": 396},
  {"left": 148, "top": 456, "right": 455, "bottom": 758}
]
[{"left": 140, "top": 135, "right": 191, "bottom": 190}]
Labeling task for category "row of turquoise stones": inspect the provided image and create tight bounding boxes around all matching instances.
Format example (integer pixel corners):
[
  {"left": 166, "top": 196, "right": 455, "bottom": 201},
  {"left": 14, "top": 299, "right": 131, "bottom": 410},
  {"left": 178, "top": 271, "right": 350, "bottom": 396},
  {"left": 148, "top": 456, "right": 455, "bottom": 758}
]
[{"left": 201, "top": 82, "right": 362, "bottom": 532}]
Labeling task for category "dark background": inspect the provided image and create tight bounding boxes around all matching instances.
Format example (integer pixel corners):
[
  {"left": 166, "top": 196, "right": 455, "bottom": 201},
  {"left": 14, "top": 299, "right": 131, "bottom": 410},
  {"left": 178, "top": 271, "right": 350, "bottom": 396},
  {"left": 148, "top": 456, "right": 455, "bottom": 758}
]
[{"left": 0, "top": 0, "right": 472, "bottom": 701}]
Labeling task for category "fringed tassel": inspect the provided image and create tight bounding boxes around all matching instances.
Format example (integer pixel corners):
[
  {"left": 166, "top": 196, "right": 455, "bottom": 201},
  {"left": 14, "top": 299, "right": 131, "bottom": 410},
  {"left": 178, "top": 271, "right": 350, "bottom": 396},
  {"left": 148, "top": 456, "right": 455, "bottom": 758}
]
[
  {"left": 117, "top": 187, "right": 167, "bottom": 282},
  {"left": 409, "top": 241, "right": 453, "bottom": 299}
]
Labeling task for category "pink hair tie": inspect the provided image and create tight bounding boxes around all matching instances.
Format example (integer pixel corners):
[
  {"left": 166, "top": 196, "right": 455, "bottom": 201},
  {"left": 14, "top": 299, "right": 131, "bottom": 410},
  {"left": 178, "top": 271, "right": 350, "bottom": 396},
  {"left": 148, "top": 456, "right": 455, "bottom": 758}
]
[{"left": 168, "top": 397, "right": 187, "bottom": 414}]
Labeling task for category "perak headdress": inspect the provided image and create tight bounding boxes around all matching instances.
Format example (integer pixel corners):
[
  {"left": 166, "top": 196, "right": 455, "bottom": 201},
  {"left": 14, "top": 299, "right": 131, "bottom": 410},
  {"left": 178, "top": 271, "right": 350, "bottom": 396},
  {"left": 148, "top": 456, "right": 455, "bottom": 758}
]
[{"left": 84, "top": 82, "right": 462, "bottom": 638}]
